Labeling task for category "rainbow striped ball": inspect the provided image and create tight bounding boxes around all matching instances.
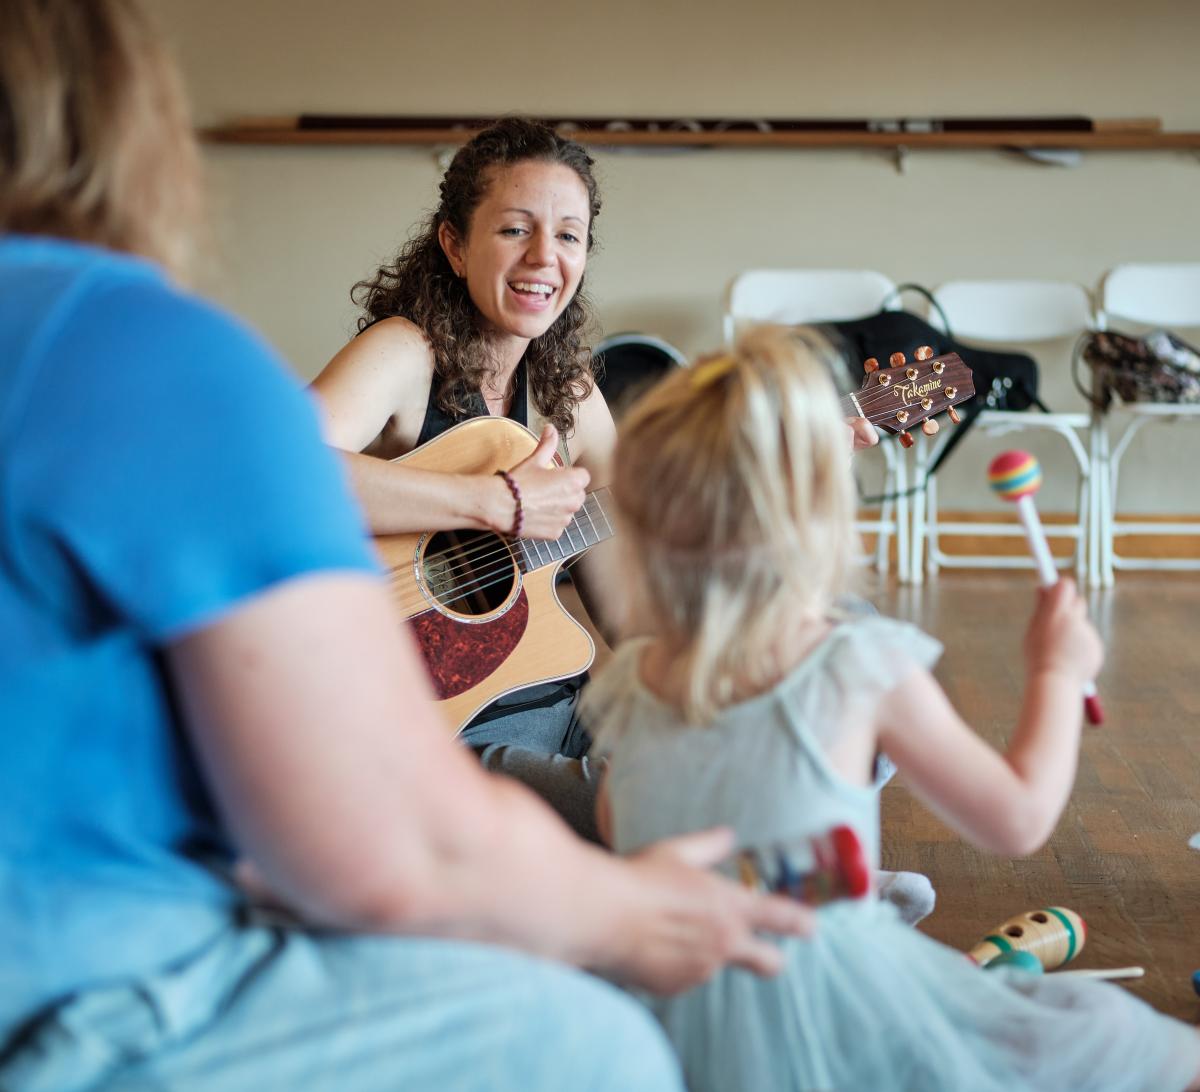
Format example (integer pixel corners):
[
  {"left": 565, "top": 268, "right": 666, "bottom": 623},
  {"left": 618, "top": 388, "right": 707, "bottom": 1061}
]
[{"left": 988, "top": 450, "right": 1042, "bottom": 501}]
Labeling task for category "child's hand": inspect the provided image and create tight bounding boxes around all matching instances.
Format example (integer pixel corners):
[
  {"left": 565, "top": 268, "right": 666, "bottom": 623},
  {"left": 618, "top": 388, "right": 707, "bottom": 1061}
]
[{"left": 1023, "top": 579, "right": 1103, "bottom": 684}]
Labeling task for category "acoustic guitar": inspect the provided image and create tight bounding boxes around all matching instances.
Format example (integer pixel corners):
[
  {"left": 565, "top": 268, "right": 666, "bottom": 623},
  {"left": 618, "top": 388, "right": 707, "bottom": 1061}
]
[{"left": 378, "top": 348, "right": 974, "bottom": 735}]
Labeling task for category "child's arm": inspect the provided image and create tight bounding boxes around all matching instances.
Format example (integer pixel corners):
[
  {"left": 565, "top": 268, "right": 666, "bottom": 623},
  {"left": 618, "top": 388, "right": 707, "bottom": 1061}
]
[{"left": 877, "top": 580, "right": 1103, "bottom": 857}]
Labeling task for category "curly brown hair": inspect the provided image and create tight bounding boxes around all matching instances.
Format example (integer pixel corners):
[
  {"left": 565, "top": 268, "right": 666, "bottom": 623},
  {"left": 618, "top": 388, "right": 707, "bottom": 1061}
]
[{"left": 352, "top": 117, "right": 602, "bottom": 436}]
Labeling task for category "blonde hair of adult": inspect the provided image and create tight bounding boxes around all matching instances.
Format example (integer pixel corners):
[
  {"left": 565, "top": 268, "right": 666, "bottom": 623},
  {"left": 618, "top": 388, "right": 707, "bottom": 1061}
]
[
  {"left": 0, "top": 0, "right": 203, "bottom": 277},
  {"left": 612, "top": 326, "right": 860, "bottom": 722}
]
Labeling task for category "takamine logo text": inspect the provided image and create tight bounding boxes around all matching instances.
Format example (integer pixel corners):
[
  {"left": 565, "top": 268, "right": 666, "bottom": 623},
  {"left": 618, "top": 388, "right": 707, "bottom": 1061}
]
[{"left": 893, "top": 376, "right": 943, "bottom": 404}]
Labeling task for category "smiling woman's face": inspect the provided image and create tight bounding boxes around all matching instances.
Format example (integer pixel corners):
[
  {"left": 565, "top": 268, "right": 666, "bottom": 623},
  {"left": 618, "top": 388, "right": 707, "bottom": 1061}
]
[{"left": 439, "top": 159, "right": 591, "bottom": 345}]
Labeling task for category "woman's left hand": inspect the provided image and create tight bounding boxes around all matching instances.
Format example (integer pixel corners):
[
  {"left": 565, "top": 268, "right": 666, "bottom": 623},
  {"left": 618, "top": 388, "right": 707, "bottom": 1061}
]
[{"left": 847, "top": 417, "right": 879, "bottom": 452}]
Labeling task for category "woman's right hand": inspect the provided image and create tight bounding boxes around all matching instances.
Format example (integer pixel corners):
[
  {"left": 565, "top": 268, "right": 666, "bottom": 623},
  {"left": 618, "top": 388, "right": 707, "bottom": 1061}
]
[
  {"left": 595, "top": 828, "right": 814, "bottom": 995},
  {"left": 499, "top": 424, "right": 590, "bottom": 540},
  {"left": 1023, "top": 579, "right": 1104, "bottom": 685}
]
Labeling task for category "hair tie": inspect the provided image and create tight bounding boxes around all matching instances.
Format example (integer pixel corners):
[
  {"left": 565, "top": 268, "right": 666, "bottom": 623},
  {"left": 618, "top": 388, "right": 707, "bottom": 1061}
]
[
  {"left": 690, "top": 354, "right": 737, "bottom": 389},
  {"left": 495, "top": 470, "right": 524, "bottom": 538}
]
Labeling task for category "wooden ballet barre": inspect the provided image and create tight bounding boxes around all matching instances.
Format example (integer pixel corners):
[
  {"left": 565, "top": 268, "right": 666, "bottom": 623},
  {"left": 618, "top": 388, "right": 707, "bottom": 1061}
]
[{"left": 201, "top": 114, "right": 1200, "bottom": 151}]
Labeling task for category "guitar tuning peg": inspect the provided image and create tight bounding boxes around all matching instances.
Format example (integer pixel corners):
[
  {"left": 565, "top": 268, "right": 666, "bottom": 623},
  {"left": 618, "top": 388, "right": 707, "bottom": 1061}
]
[
  {"left": 863, "top": 357, "right": 880, "bottom": 373},
  {"left": 921, "top": 418, "right": 940, "bottom": 436},
  {"left": 889, "top": 352, "right": 906, "bottom": 367},
  {"left": 915, "top": 345, "right": 934, "bottom": 361},
  {"left": 898, "top": 431, "right": 914, "bottom": 449},
  {"left": 948, "top": 406, "right": 962, "bottom": 425}
]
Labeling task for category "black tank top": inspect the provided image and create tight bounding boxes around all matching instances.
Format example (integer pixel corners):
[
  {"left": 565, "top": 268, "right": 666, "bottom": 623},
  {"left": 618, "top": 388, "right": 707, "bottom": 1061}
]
[
  {"left": 417, "top": 362, "right": 584, "bottom": 727},
  {"left": 416, "top": 360, "right": 529, "bottom": 446}
]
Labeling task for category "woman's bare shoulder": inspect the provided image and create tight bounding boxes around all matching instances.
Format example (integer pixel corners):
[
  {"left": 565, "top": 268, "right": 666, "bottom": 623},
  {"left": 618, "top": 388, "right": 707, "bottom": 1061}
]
[
  {"left": 322, "top": 317, "right": 433, "bottom": 383},
  {"left": 311, "top": 317, "right": 436, "bottom": 451}
]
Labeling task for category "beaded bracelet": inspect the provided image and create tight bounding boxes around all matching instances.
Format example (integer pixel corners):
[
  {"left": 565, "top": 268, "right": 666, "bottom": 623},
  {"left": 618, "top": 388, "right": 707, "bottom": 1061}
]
[{"left": 494, "top": 469, "right": 524, "bottom": 538}]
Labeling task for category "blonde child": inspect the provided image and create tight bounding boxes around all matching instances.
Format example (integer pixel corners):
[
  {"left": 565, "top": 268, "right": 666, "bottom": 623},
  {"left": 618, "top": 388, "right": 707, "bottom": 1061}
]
[{"left": 586, "top": 327, "right": 1200, "bottom": 1092}]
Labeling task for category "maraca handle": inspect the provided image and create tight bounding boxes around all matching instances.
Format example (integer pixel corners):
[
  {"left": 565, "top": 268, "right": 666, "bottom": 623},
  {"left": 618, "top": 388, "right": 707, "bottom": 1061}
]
[
  {"left": 1015, "top": 495, "right": 1103, "bottom": 727},
  {"left": 1015, "top": 496, "right": 1057, "bottom": 586}
]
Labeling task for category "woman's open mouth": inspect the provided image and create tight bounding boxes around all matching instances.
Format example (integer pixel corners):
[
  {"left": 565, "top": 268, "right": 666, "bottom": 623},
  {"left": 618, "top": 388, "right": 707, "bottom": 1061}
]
[{"left": 508, "top": 280, "right": 558, "bottom": 308}]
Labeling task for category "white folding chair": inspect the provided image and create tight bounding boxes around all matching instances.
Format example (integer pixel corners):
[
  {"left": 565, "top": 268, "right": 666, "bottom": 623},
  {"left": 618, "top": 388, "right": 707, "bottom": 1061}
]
[
  {"left": 1094, "top": 262, "right": 1200, "bottom": 584},
  {"left": 910, "top": 279, "right": 1097, "bottom": 585},
  {"left": 722, "top": 269, "right": 908, "bottom": 577}
]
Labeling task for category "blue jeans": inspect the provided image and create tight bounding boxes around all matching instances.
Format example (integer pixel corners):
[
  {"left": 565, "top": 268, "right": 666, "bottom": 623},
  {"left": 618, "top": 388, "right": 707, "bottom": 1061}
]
[{"left": 0, "top": 922, "right": 681, "bottom": 1092}]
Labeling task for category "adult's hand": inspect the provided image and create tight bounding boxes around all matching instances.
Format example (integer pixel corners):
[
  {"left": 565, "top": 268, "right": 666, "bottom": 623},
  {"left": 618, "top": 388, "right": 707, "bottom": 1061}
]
[
  {"left": 847, "top": 417, "right": 879, "bottom": 452},
  {"left": 596, "top": 828, "right": 815, "bottom": 995},
  {"left": 503, "top": 424, "right": 590, "bottom": 540}
]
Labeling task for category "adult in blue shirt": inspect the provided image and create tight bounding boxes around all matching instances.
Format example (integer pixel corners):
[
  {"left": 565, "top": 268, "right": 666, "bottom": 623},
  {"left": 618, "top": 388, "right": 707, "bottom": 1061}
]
[{"left": 0, "top": 2, "right": 811, "bottom": 1089}]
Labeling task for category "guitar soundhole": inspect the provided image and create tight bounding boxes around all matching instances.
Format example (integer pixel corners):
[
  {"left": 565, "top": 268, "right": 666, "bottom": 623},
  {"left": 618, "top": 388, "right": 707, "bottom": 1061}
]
[{"left": 419, "top": 530, "right": 519, "bottom": 618}]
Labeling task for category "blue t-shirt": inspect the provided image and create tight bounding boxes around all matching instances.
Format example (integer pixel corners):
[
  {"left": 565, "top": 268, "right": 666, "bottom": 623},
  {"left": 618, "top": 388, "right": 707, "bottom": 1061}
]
[{"left": 0, "top": 236, "right": 377, "bottom": 1031}]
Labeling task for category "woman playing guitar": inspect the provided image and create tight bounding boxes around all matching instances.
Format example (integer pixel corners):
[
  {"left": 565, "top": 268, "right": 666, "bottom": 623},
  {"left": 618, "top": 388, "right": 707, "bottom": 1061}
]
[{"left": 313, "top": 118, "right": 622, "bottom": 839}]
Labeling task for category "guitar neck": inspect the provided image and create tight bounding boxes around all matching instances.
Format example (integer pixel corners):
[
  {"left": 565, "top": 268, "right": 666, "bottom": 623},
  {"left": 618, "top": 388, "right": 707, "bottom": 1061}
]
[
  {"left": 839, "top": 391, "right": 863, "bottom": 420},
  {"left": 515, "top": 487, "right": 615, "bottom": 572}
]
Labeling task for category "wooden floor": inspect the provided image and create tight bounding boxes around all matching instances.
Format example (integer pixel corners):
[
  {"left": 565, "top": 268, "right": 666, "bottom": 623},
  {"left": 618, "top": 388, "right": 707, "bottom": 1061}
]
[{"left": 871, "top": 571, "right": 1200, "bottom": 1022}]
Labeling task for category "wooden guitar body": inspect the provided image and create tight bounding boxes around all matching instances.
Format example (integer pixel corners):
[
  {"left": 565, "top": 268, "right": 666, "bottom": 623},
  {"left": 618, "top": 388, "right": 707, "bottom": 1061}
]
[{"left": 375, "top": 417, "right": 599, "bottom": 736}]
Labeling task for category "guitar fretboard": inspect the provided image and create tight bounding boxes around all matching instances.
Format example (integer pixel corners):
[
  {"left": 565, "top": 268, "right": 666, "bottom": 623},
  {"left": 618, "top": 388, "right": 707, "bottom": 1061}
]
[{"left": 515, "top": 488, "right": 614, "bottom": 572}]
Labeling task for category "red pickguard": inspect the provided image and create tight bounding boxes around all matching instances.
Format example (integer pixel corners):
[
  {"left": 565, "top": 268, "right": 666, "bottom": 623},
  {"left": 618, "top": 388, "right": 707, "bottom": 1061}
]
[{"left": 408, "top": 591, "right": 530, "bottom": 699}]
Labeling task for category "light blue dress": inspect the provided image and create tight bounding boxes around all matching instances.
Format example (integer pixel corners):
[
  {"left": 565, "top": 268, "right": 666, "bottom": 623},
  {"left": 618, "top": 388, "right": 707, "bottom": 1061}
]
[{"left": 588, "top": 616, "right": 1200, "bottom": 1092}]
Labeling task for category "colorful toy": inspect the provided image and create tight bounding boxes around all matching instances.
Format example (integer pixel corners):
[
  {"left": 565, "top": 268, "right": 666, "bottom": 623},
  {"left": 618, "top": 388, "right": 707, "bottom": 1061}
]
[
  {"left": 967, "top": 906, "right": 1086, "bottom": 970},
  {"left": 738, "top": 825, "right": 871, "bottom": 906},
  {"left": 986, "top": 450, "right": 1104, "bottom": 726}
]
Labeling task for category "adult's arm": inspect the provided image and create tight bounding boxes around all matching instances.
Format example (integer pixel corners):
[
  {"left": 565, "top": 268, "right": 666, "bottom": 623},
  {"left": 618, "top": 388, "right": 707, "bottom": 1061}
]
[
  {"left": 168, "top": 572, "right": 812, "bottom": 994},
  {"left": 311, "top": 318, "right": 588, "bottom": 539}
]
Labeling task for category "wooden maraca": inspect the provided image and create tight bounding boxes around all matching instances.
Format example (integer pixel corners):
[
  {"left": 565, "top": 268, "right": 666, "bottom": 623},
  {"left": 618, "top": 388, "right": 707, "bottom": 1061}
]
[
  {"left": 967, "top": 906, "right": 1086, "bottom": 970},
  {"left": 986, "top": 451, "right": 1103, "bottom": 726}
]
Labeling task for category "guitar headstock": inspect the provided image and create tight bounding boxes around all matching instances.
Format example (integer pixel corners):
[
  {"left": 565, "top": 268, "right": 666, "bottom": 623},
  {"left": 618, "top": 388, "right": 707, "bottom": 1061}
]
[{"left": 852, "top": 347, "right": 975, "bottom": 448}]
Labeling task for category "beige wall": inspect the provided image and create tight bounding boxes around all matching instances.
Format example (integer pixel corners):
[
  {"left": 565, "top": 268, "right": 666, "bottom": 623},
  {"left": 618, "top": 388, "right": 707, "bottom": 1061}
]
[{"left": 152, "top": 0, "right": 1200, "bottom": 514}]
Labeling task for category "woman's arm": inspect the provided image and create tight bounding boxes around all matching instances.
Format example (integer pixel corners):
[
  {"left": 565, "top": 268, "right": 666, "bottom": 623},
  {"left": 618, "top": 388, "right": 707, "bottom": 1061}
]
[
  {"left": 876, "top": 581, "right": 1103, "bottom": 857},
  {"left": 312, "top": 320, "right": 589, "bottom": 539},
  {"left": 168, "top": 572, "right": 812, "bottom": 994}
]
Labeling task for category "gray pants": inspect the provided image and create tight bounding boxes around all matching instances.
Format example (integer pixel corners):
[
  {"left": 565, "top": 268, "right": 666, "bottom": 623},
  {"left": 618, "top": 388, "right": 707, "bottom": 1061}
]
[{"left": 462, "top": 688, "right": 605, "bottom": 842}]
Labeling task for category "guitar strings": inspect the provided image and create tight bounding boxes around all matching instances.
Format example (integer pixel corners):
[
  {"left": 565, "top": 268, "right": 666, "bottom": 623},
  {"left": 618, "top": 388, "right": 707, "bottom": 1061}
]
[
  {"left": 408, "top": 490, "right": 613, "bottom": 588},
  {"left": 386, "top": 382, "right": 969, "bottom": 614},
  {"left": 387, "top": 387, "right": 967, "bottom": 614},
  {"left": 843, "top": 375, "right": 969, "bottom": 417},
  {"left": 846, "top": 361, "right": 968, "bottom": 400},
  {"left": 409, "top": 491, "right": 612, "bottom": 595},
  {"left": 388, "top": 384, "right": 969, "bottom": 614},
  {"left": 390, "top": 493, "right": 615, "bottom": 613},
  {"left": 395, "top": 496, "right": 615, "bottom": 614}
]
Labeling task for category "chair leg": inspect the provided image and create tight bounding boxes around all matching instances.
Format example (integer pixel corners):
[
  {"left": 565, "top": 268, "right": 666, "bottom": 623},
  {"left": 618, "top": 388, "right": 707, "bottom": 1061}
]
[
  {"left": 1087, "top": 414, "right": 1105, "bottom": 588},
  {"left": 895, "top": 449, "right": 910, "bottom": 583},
  {"left": 1100, "top": 422, "right": 1114, "bottom": 587},
  {"left": 1075, "top": 470, "right": 1089, "bottom": 584},
  {"left": 925, "top": 472, "right": 941, "bottom": 578}
]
